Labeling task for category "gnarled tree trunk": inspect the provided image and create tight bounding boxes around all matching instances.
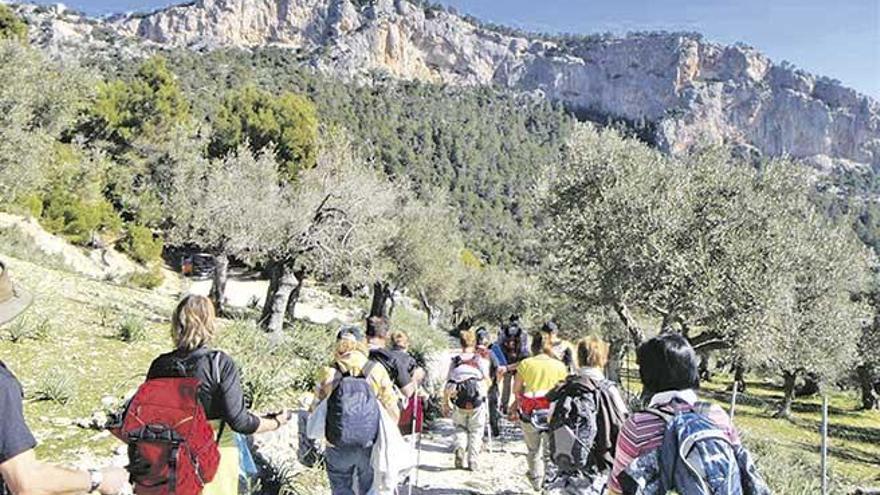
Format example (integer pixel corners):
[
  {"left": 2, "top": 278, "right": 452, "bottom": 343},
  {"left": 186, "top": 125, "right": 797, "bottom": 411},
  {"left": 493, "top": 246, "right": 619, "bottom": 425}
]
[
  {"left": 614, "top": 301, "right": 644, "bottom": 347},
  {"left": 418, "top": 289, "right": 440, "bottom": 328},
  {"left": 260, "top": 260, "right": 299, "bottom": 335},
  {"left": 284, "top": 268, "right": 307, "bottom": 322},
  {"left": 734, "top": 364, "right": 747, "bottom": 393},
  {"left": 857, "top": 364, "right": 879, "bottom": 410},
  {"left": 776, "top": 370, "right": 798, "bottom": 418},
  {"left": 370, "top": 281, "right": 392, "bottom": 318},
  {"left": 209, "top": 252, "right": 229, "bottom": 314}
]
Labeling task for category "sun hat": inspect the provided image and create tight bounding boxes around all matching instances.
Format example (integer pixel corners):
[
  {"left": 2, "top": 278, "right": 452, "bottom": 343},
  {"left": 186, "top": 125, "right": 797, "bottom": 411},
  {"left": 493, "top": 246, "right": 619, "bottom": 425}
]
[{"left": 0, "top": 260, "right": 32, "bottom": 326}]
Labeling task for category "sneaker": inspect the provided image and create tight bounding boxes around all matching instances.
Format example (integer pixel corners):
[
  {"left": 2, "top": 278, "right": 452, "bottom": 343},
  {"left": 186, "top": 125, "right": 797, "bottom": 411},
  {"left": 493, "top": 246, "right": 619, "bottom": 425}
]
[
  {"left": 454, "top": 448, "right": 465, "bottom": 469},
  {"left": 467, "top": 458, "right": 479, "bottom": 471}
]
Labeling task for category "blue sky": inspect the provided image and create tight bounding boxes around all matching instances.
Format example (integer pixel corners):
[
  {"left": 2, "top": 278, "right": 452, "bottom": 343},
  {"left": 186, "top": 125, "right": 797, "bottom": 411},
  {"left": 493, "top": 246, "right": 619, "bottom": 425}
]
[{"left": 39, "top": 0, "right": 880, "bottom": 98}]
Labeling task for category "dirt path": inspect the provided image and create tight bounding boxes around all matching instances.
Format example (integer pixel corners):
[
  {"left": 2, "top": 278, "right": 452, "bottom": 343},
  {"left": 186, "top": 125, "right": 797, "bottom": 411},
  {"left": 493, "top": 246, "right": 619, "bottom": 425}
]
[{"left": 408, "top": 416, "right": 534, "bottom": 495}]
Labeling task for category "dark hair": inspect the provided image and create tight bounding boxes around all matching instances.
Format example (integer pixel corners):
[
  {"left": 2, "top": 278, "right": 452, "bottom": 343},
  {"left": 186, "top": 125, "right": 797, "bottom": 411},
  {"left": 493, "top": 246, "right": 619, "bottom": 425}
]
[
  {"left": 541, "top": 321, "right": 559, "bottom": 335},
  {"left": 530, "top": 330, "right": 555, "bottom": 356},
  {"left": 636, "top": 334, "right": 700, "bottom": 395},
  {"left": 366, "top": 316, "right": 389, "bottom": 338}
]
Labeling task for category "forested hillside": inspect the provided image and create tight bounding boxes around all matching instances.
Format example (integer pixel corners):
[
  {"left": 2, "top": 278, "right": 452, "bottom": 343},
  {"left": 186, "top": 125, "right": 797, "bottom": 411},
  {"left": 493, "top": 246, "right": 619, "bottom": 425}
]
[{"left": 100, "top": 48, "right": 574, "bottom": 265}]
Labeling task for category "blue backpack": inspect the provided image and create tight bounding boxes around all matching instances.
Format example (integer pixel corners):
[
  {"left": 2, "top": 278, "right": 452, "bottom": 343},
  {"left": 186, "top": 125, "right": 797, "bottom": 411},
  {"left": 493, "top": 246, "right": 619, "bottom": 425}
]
[
  {"left": 650, "top": 404, "right": 742, "bottom": 494},
  {"left": 325, "top": 361, "right": 381, "bottom": 448}
]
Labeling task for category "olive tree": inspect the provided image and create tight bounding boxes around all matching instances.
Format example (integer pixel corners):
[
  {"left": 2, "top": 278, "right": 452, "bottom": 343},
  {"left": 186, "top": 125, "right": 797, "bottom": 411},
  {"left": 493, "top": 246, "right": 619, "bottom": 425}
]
[
  {"left": 365, "top": 191, "right": 465, "bottom": 324},
  {"left": 166, "top": 143, "right": 285, "bottom": 313},
  {"left": 0, "top": 41, "right": 88, "bottom": 204},
  {"left": 257, "top": 128, "right": 398, "bottom": 334}
]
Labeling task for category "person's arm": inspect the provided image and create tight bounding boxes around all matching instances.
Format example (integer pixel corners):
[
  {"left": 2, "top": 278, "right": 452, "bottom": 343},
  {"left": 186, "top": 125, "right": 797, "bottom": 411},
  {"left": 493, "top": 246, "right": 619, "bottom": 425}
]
[
  {"left": 216, "top": 355, "right": 277, "bottom": 434},
  {"left": 507, "top": 373, "right": 525, "bottom": 421},
  {"left": 0, "top": 450, "right": 127, "bottom": 495}
]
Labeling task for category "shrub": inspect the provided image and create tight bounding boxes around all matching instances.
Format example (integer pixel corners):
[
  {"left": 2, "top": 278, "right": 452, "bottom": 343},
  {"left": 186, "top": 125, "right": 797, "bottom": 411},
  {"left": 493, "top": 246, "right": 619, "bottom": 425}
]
[
  {"left": 120, "top": 224, "right": 163, "bottom": 264},
  {"left": 127, "top": 264, "right": 164, "bottom": 289},
  {"left": 116, "top": 315, "right": 148, "bottom": 343},
  {"left": 32, "top": 374, "right": 76, "bottom": 405},
  {"left": 41, "top": 186, "right": 122, "bottom": 245}
]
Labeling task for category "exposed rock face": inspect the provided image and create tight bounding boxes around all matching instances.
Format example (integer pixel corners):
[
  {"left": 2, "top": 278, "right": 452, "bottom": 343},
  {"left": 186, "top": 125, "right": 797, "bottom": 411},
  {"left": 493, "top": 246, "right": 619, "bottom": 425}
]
[{"left": 17, "top": 0, "right": 880, "bottom": 169}]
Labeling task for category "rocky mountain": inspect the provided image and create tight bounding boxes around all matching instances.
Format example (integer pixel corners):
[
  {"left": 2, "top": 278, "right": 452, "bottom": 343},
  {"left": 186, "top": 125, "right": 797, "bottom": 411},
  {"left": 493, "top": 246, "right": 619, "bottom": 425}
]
[{"left": 13, "top": 0, "right": 880, "bottom": 170}]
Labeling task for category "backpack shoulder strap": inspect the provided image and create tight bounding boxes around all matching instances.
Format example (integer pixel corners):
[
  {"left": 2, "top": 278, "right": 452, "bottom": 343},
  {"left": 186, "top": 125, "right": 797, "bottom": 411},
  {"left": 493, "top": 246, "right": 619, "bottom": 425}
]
[
  {"left": 362, "top": 360, "right": 377, "bottom": 379},
  {"left": 207, "top": 350, "right": 225, "bottom": 442},
  {"left": 643, "top": 406, "right": 675, "bottom": 424}
]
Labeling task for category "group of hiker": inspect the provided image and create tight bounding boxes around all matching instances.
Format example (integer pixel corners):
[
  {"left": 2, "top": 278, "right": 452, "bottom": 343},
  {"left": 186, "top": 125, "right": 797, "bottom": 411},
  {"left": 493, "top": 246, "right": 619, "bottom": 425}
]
[
  {"left": 0, "top": 258, "right": 771, "bottom": 495},
  {"left": 440, "top": 315, "right": 771, "bottom": 495}
]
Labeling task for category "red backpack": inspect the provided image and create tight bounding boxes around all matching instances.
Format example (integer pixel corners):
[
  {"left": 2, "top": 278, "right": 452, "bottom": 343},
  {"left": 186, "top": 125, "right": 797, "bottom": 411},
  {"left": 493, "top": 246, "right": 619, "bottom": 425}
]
[{"left": 113, "top": 353, "right": 223, "bottom": 494}]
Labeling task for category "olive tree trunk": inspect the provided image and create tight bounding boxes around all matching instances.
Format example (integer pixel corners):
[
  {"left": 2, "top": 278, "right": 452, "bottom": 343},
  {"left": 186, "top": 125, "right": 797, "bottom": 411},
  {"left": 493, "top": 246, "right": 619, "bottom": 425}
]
[
  {"left": 418, "top": 289, "right": 440, "bottom": 328},
  {"left": 776, "top": 370, "right": 798, "bottom": 418},
  {"left": 370, "top": 281, "right": 392, "bottom": 318},
  {"left": 857, "top": 365, "right": 879, "bottom": 410},
  {"left": 260, "top": 260, "right": 299, "bottom": 335},
  {"left": 614, "top": 301, "right": 644, "bottom": 348},
  {"left": 209, "top": 252, "right": 229, "bottom": 314},
  {"left": 284, "top": 268, "right": 307, "bottom": 322}
]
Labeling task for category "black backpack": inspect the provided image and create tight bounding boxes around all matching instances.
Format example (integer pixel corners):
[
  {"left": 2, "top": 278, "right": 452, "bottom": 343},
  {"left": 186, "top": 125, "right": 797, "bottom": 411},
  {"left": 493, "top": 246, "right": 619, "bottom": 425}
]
[
  {"left": 325, "top": 361, "right": 381, "bottom": 448},
  {"left": 547, "top": 375, "right": 625, "bottom": 474},
  {"left": 450, "top": 356, "right": 484, "bottom": 409}
]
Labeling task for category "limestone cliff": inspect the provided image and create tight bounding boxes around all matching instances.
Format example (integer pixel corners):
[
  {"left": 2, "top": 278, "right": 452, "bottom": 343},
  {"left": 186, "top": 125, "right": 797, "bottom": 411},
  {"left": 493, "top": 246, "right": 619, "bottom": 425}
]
[{"left": 15, "top": 0, "right": 880, "bottom": 169}]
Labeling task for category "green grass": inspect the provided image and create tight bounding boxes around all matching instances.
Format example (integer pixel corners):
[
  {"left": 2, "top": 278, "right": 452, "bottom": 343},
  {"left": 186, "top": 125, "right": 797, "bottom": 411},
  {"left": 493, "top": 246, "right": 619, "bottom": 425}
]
[{"left": 0, "top": 225, "right": 70, "bottom": 272}]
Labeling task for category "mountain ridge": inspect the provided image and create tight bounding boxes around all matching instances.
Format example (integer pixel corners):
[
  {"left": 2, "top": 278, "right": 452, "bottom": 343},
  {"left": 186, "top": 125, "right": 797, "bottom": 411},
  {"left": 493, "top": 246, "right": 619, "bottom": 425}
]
[{"left": 12, "top": 0, "right": 880, "bottom": 170}]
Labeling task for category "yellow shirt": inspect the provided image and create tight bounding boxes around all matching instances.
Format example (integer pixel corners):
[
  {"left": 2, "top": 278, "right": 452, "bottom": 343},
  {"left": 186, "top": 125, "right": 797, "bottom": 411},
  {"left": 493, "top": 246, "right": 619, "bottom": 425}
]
[
  {"left": 517, "top": 354, "right": 568, "bottom": 395},
  {"left": 317, "top": 350, "right": 400, "bottom": 421}
]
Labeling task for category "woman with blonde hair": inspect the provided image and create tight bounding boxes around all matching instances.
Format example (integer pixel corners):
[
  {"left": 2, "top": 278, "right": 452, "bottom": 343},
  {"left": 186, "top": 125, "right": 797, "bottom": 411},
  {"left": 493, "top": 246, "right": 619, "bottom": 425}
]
[
  {"left": 144, "top": 294, "right": 289, "bottom": 495},
  {"left": 314, "top": 326, "right": 400, "bottom": 495}
]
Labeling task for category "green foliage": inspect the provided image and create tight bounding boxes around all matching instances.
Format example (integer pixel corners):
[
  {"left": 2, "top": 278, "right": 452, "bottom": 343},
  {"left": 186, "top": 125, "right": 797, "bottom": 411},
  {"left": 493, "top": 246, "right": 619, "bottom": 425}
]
[
  {"left": 126, "top": 264, "right": 164, "bottom": 289},
  {"left": 116, "top": 314, "right": 148, "bottom": 343},
  {"left": 0, "top": 42, "right": 89, "bottom": 203},
  {"left": 88, "top": 56, "right": 191, "bottom": 146},
  {"left": 546, "top": 125, "right": 873, "bottom": 396},
  {"left": 41, "top": 185, "right": 122, "bottom": 245},
  {"left": 0, "top": 6, "right": 27, "bottom": 43},
  {"left": 209, "top": 85, "right": 318, "bottom": 181},
  {"left": 120, "top": 224, "right": 163, "bottom": 264}
]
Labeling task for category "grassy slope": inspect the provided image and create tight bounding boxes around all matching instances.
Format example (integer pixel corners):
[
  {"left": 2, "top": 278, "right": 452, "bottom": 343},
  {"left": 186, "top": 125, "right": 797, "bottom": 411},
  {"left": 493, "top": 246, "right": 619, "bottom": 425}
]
[{"left": 0, "top": 255, "right": 174, "bottom": 462}]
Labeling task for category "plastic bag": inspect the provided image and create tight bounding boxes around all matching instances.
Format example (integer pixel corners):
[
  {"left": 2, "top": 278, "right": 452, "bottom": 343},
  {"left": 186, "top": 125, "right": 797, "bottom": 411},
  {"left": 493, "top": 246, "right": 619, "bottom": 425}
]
[
  {"left": 371, "top": 407, "right": 415, "bottom": 495},
  {"left": 306, "top": 399, "right": 328, "bottom": 440}
]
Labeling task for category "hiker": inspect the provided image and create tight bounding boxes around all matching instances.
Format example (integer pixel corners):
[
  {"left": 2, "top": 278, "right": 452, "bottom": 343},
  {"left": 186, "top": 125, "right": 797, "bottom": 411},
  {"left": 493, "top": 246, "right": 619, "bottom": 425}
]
[
  {"left": 496, "top": 321, "right": 530, "bottom": 415},
  {"left": 132, "top": 294, "right": 289, "bottom": 495},
  {"left": 542, "top": 321, "right": 576, "bottom": 373},
  {"left": 389, "top": 330, "right": 426, "bottom": 436},
  {"left": 609, "top": 334, "right": 769, "bottom": 495},
  {"left": 476, "top": 326, "right": 504, "bottom": 437},
  {"left": 443, "top": 329, "right": 491, "bottom": 471},
  {"left": 0, "top": 260, "right": 128, "bottom": 494},
  {"left": 314, "top": 326, "right": 401, "bottom": 495},
  {"left": 509, "top": 330, "right": 569, "bottom": 492},
  {"left": 366, "top": 316, "right": 426, "bottom": 401},
  {"left": 544, "top": 336, "right": 628, "bottom": 494}
]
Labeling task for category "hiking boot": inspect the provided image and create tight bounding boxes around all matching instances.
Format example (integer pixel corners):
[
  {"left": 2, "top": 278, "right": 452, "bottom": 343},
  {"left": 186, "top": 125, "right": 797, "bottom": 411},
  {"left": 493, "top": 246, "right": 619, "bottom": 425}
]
[{"left": 454, "top": 448, "right": 465, "bottom": 469}]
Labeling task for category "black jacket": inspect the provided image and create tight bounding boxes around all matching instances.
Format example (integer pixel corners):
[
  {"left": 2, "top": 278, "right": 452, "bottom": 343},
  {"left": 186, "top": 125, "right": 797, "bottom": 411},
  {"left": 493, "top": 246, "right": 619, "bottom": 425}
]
[{"left": 146, "top": 347, "right": 260, "bottom": 434}]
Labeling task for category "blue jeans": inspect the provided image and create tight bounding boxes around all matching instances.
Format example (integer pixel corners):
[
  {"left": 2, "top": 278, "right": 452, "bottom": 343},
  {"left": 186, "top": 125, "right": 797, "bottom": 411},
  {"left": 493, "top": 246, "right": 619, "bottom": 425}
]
[{"left": 325, "top": 445, "right": 374, "bottom": 495}]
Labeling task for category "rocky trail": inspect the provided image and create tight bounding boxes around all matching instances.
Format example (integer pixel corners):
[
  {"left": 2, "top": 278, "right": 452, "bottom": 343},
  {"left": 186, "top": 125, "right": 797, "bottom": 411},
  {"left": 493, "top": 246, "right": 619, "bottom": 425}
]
[{"left": 407, "top": 417, "right": 534, "bottom": 495}]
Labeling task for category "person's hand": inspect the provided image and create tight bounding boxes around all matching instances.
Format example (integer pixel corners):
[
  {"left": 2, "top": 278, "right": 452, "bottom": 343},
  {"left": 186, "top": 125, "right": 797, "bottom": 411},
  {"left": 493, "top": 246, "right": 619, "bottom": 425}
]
[
  {"left": 98, "top": 467, "right": 129, "bottom": 495},
  {"left": 269, "top": 409, "right": 291, "bottom": 428},
  {"left": 507, "top": 407, "right": 519, "bottom": 422}
]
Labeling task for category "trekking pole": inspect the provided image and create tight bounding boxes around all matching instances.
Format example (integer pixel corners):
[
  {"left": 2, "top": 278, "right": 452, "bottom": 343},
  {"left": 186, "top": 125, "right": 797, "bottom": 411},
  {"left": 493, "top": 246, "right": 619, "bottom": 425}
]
[
  {"left": 413, "top": 394, "right": 423, "bottom": 490},
  {"left": 821, "top": 394, "right": 829, "bottom": 495}
]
